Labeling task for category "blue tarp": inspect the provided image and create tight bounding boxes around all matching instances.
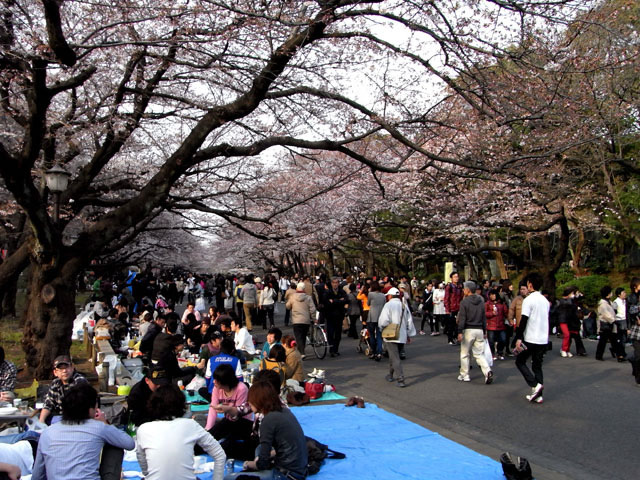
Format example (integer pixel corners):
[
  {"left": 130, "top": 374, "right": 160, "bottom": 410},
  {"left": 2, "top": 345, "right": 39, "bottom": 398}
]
[{"left": 123, "top": 403, "right": 503, "bottom": 479}]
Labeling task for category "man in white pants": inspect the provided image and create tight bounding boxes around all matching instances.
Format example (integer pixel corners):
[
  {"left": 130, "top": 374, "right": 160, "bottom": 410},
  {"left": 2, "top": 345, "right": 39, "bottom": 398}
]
[{"left": 457, "top": 281, "right": 493, "bottom": 384}]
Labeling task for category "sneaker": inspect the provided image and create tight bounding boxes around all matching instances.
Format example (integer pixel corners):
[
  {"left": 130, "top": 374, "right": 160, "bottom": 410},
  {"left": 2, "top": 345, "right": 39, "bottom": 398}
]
[
  {"left": 448, "top": 341, "right": 454, "bottom": 345},
  {"left": 527, "top": 383, "right": 544, "bottom": 402},
  {"left": 485, "top": 371, "right": 494, "bottom": 384},
  {"left": 300, "top": 354, "right": 306, "bottom": 360},
  {"left": 498, "top": 356, "right": 505, "bottom": 361},
  {"left": 526, "top": 394, "right": 544, "bottom": 404},
  {"left": 566, "top": 352, "right": 573, "bottom": 358},
  {"left": 397, "top": 379, "right": 406, "bottom": 388},
  {"left": 457, "top": 374, "right": 471, "bottom": 382},
  {"left": 419, "top": 330, "right": 426, "bottom": 336},
  {"left": 560, "top": 350, "right": 568, "bottom": 358},
  {"left": 385, "top": 374, "right": 394, "bottom": 382}
]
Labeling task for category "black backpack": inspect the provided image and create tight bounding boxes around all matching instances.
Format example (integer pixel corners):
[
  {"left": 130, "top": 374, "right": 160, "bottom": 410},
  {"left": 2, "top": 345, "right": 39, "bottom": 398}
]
[
  {"left": 306, "top": 436, "right": 346, "bottom": 475},
  {"left": 500, "top": 452, "right": 533, "bottom": 480}
]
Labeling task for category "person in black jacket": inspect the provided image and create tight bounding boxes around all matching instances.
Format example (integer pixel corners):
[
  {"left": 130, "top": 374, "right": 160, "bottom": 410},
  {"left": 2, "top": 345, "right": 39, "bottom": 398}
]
[
  {"left": 420, "top": 282, "right": 435, "bottom": 335},
  {"left": 127, "top": 367, "right": 171, "bottom": 427},
  {"left": 323, "top": 277, "right": 348, "bottom": 357},
  {"left": 557, "top": 287, "right": 587, "bottom": 357},
  {"left": 139, "top": 314, "right": 166, "bottom": 360}
]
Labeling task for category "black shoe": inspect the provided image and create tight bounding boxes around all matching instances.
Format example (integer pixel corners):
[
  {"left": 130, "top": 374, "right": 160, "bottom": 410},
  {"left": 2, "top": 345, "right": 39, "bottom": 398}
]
[
  {"left": 595, "top": 356, "right": 604, "bottom": 361},
  {"left": 399, "top": 354, "right": 407, "bottom": 360},
  {"left": 485, "top": 371, "right": 494, "bottom": 385}
]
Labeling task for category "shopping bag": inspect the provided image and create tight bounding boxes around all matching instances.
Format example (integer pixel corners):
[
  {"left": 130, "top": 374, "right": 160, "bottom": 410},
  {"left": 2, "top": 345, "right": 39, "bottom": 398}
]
[{"left": 483, "top": 339, "right": 494, "bottom": 367}]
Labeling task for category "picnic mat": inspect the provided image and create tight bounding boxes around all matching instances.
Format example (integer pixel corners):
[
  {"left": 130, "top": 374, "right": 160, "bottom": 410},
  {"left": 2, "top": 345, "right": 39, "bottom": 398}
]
[{"left": 123, "top": 403, "right": 502, "bottom": 479}]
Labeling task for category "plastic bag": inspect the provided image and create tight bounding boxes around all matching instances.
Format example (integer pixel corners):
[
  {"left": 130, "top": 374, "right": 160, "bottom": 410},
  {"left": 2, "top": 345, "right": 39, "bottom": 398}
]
[
  {"left": 483, "top": 339, "right": 494, "bottom": 367},
  {"left": 185, "top": 375, "right": 206, "bottom": 391}
]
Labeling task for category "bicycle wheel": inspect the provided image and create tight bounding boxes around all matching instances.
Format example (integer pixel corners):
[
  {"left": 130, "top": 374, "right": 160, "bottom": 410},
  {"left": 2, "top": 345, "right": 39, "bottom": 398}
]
[{"left": 311, "top": 324, "right": 328, "bottom": 360}]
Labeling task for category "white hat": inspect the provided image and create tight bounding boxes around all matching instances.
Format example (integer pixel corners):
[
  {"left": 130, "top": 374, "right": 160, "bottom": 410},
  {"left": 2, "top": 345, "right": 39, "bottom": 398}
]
[
  {"left": 255, "top": 277, "right": 262, "bottom": 283},
  {"left": 296, "top": 282, "right": 306, "bottom": 291},
  {"left": 386, "top": 287, "right": 400, "bottom": 296}
]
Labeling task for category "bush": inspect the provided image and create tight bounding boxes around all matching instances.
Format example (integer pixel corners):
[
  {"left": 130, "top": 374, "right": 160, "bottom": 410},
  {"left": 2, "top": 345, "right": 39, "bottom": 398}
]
[{"left": 556, "top": 275, "right": 610, "bottom": 307}]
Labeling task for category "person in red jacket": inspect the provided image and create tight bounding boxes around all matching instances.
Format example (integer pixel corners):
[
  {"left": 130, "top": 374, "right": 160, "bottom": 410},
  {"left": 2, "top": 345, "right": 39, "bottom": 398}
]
[
  {"left": 485, "top": 290, "right": 508, "bottom": 360},
  {"left": 444, "top": 272, "right": 464, "bottom": 345}
]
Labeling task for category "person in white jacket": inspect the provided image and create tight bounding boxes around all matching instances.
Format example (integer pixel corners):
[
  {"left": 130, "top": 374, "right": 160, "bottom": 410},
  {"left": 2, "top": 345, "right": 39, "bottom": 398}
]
[
  {"left": 231, "top": 318, "right": 257, "bottom": 358},
  {"left": 378, "top": 287, "right": 415, "bottom": 388}
]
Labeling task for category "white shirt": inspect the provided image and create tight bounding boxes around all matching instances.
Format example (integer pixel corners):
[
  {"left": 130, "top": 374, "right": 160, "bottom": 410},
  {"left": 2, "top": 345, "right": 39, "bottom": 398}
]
[
  {"left": 0, "top": 441, "right": 33, "bottom": 476},
  {"left": 137, "top": 417, "right": 226, "bottom": 480},
  {"left": 433, "top": 288, "right": 446, "bottom": 315},
  {"left": 521, "top": 290, "right": 550, "bottom": 345},
  {"left": 612, "top": 297, "right": 626, "bottom": 322},
  {"left": 234, "top": 327, "right": 256, "bottom": 354}
]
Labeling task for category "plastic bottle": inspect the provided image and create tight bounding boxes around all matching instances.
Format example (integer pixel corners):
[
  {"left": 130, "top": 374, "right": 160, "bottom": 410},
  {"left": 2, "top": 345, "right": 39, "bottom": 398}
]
[
  {"left": 225, "top": 458, "right": 235, "bottom": 474},
  {"left": 177, "top": 380, "right": 184, "bottom": 390}
]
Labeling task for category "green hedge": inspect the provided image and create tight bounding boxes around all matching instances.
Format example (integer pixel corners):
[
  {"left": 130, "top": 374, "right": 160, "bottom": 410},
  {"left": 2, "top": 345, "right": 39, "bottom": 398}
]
[{"left": 556, "top": 275, "right": 611, "bottom": 307}]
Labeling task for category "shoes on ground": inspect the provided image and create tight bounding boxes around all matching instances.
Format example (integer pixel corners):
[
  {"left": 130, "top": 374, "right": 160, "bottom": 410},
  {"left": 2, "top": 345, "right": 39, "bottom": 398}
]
[
  {"left": 498, "top": 355, "right": 505, "bottom": 360},
  {"left": 308, "top": 369, "right": 325, "bottom": 379},
  {"left": 385, "top": 374, "right": 394, "bottom": 382},
  {"left": 356, "top": 396, "right": 365, "bottom": 408},
  {"left": 345, "top": 396, "right": 357, "bottom": 407},
  {"left": 396, "top": 379, "right": 406, "bottom": 388},
  {"left": 485, "top": 371, "right": 494, "bottom": 385},
  {"left": 419, "top": 330, "right": 426, "bottom": 335},
  {"left": 527, "top": 383, "right": 543, "bottom": 402},
  {"left": 457, "top": 374, "right": 471, "bottom": 382},
  {"left": 400, "top": 354, "right": 407, "bottom": 360},
  {"left": 374, "top": 354, "right": 382, "bottom": 362},
  {"left": 560, "top": 350, "right": 573, "bottom": 358}
]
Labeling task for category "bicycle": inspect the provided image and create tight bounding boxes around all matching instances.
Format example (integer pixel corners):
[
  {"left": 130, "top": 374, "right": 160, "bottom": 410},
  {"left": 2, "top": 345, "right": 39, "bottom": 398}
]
[{"left": 306, "top": 322, "right": 328, "bottom": 359}]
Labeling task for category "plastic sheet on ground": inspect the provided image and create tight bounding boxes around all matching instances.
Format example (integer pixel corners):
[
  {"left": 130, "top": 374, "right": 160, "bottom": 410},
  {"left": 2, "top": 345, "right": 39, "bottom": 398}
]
[{"left": 123, "top": 403, "right": 502, "bottom": 479}]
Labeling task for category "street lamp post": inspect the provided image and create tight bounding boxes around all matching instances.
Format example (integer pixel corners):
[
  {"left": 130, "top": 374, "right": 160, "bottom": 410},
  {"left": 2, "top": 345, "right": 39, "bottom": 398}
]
[{"left": 44, "top": 165, "right": 71, "bottom": 223}]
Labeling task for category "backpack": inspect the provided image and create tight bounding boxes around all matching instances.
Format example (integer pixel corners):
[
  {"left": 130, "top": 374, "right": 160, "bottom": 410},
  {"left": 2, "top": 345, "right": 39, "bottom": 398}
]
[
  {"left": 306, "top": 436, "right": 346, "bottom": 475},
  {"left": 259, "top": 358, "right": 286, "bottom": 386}
]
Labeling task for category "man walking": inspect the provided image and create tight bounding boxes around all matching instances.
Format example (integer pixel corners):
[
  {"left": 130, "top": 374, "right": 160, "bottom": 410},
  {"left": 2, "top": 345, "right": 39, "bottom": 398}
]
[
  {"left": 323, "top": 277, "right": 348, "bottom": 357},
  {"left": 457, "top": 281, "right": 493, "bottom": 384},
  {"left": 514, "top": 273, "right": 549, "bottom": 404}
]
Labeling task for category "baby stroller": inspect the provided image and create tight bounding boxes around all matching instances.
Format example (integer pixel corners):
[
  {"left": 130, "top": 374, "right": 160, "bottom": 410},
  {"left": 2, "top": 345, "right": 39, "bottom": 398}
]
[{"left": 356, "top": 328, "right": 371, "bottom": 356}]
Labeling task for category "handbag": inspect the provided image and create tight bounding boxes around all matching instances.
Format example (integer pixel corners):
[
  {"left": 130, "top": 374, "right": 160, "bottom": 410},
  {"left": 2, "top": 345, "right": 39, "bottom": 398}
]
[
  {"left": 500, "top": 452, "right": 533, "bottom": 480},
  {"left": 381, "top": 322, "right": 400, "bottom": 340}
]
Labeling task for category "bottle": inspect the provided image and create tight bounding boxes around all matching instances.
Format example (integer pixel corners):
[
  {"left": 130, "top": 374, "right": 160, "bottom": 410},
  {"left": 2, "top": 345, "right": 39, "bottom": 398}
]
[
  {"left": 225, "top": 458, "right": 235, "bottom": 474},
  {"left": 177, "top": 380, "right": 184, "bottom": 390}
]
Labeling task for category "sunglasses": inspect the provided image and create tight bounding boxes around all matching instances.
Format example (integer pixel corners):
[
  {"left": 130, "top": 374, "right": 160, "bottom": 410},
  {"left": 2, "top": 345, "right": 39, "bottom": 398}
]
[{"left": 54, "top": 363, "right": 71, "bottom": 370}]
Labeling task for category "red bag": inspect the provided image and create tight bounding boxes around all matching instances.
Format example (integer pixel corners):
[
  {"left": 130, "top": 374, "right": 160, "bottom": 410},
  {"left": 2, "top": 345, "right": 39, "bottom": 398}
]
[{"left": 304, "top": 382, "right": 324, "bottom": 400}]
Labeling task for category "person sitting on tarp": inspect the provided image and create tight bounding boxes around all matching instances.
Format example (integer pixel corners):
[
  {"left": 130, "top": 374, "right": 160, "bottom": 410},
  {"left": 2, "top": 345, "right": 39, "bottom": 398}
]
[
  {"left": 127, "top": 367, "right": 171, "bottom": 427},
  {"left": 32, "top": 383, "right": 134, "bottom": 480},
  {"left": 259, "top": 345, "right": 287, "bottom": 388},
  {"left": 260, "top": 327, "right": 282, "bottom": 360},
  {"left": 203, "top": 364, "right": 253, "bottom": 460},
  {"left": 0, "top": 347, "right": 17, "bottom": 403},
  {"left": 136, "top": 384, "right": 226, "bottom": 480},
  {"left": 200, "top": 339, "right": 242, "bottom": 402},
  {"left": 235, "top": 381, "right": 307, "bottom": 480},
  {"left": 39, "top": 355, "right": 87, "bottom": 425}
]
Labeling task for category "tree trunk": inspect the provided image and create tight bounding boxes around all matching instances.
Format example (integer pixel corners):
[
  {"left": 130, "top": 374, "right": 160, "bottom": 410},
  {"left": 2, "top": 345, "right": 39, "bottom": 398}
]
[
  {"left": 21, "top": 261, "right": 78, "bottom": 379},
  {"left": 1, "top": 278, "right": 18, "bottom": 318},
  {"left": 569, "top": 227, "right": 585, "bottom": 275},
  {"left": 491, "top": 250, "right": 509, "bottom": 280}
]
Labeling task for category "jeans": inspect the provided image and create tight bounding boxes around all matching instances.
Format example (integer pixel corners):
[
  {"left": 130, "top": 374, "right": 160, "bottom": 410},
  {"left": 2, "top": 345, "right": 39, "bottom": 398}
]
[
  {"left": 516, "top": 342, "right": 546, "bottom": 387},
  {"left": 386, "top": 341, "right": 404, "bottom": 381},
  {"left": 560, "top": 323, "right": 586, "bottom": 354},
  {"left": 243, "top": 303, "right": 256, "bottom": 330},
  {"left": 284, "top": 308, "right": 291, "bottom": 326},
  {"left": 263, "top": 305, "right": 275, "bottom": 328},
  {"left": 348, "top": 315, "right": 360, "bottom": 338},
  {"left": 632, "top": 340, "right": 640, "bottom": 384},
  {"left": 487, "top": 329, "right": 506, "bottom": 356},
  {"left": 596, "top": 325, "right": 622, "bottom": 359},
  {"left": 224, "top": 469, "right": 302, "bottom": 480},
  {"left": 326, "top": 316, "right": 342, "bottom": 354},
  {"left": 292, "top": 323, "right": 310, "bottom": 355},
  {"left": 459, "top": 329, "right": 490, "bottom": 377},
  {"left": 445, "top": 313, "right": 458, "bottom": 342},
  {"left": 99, "top": 444, "right": 125, "bottom": 480},
  {"left": 208, "top": 418, "right": 255, "bottom": 461},
  {"left": 367, "top": 322, "right": 382, "bottom": 355}
]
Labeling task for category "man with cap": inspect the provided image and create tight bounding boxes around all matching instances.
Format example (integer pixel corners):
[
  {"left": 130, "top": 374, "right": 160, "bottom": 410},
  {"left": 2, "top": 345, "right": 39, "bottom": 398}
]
[
  {"left": 456, "top": 281, "right": 494, "bottom": 384},
  {"left": 127, "top": 367, "right": 171, "bottom": 427},
  {"left": 39, "top": 355, "right": 87, "bottom": 424},
  {"left": 378, "top": 287, "right": 415, "bottom": 388}
]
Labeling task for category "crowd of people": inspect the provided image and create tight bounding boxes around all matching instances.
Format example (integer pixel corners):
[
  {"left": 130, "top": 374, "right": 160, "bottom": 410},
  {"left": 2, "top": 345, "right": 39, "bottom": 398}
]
[{"left": 1, "top": 267, "right": 638, "bottom": 480}]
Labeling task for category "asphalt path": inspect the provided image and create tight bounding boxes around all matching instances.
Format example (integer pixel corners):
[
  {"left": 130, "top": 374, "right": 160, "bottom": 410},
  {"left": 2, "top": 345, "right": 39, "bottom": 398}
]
[{"left": 251, "top": 306, "right": 638, "bottom": 480}]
